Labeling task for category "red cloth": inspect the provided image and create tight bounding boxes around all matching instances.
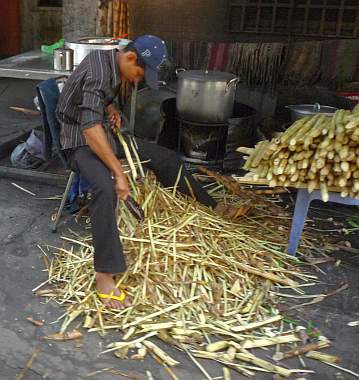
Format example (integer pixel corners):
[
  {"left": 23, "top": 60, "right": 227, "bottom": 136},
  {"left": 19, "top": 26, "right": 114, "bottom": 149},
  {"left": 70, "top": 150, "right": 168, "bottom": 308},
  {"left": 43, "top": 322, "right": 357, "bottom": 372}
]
[{"left": 207, "top": 43, "right": 231, "bottom": 71}]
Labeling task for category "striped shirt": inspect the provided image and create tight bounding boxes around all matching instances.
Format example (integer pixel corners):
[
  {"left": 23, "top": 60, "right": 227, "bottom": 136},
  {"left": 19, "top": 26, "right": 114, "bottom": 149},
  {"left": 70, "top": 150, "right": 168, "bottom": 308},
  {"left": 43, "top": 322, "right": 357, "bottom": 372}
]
[{"left": 56, "top": 49, "right": 121, "bottom": 150}]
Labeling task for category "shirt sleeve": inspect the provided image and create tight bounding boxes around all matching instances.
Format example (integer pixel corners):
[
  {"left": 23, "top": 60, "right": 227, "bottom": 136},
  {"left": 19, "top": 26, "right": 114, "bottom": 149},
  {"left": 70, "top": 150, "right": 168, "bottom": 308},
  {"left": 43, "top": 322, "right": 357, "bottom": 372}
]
[{"left": 79, "top": 51, "right": 111, "bottom": 130}]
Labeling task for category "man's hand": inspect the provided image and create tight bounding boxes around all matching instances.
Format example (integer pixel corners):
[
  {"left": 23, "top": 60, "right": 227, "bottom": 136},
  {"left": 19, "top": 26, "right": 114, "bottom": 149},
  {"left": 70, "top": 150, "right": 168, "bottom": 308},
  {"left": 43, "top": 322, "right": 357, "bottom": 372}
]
[
  {"left": 115, "top": 173, "right": 130, "bottom": 200},
  {"left": 107, "top": 104, "right": 121, "bottom": 133},
  {"left": 83, "top": 124, "right": 128, "bottom": 200}
]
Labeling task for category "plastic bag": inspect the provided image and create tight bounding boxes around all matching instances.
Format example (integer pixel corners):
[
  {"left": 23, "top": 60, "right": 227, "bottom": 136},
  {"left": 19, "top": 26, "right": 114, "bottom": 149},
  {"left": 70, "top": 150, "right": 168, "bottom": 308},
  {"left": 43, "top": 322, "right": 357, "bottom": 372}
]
[{"left": 11, "top": 130, "right": 45, "bottom": 169}]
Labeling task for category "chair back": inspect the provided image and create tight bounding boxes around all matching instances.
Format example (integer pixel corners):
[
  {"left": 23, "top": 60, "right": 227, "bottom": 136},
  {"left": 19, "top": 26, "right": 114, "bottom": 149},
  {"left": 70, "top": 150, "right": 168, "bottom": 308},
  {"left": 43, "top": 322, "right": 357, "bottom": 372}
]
[{"left": 36, "top": 78, "right": 68, "bottom": 168}]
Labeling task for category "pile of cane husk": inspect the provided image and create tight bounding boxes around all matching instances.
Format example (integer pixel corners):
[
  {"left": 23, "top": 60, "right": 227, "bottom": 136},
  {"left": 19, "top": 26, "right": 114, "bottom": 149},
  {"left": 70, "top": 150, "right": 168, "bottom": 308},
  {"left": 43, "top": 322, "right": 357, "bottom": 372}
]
[{"left": 36, "top": 168, "right": 337, "bottom": 378}]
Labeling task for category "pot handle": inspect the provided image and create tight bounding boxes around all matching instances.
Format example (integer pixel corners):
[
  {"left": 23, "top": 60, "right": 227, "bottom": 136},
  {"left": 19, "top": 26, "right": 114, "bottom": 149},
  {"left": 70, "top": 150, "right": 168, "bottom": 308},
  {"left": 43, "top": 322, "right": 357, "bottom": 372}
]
[
  {"left": 314, "top": 102, "right": 321, "bottom": 112},
  {"left": 175, "top": 68, "right": 186, "bottom": 76},
  {"left": 225, "top": 77, "right": 240, "bottom": 92}
]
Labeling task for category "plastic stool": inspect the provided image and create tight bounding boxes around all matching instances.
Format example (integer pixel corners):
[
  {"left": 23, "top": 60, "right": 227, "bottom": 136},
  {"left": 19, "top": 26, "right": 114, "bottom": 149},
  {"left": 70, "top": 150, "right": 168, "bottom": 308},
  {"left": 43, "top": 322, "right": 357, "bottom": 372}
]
[{"left": 288, "top": 188, "right": 359, "bottom": 256}]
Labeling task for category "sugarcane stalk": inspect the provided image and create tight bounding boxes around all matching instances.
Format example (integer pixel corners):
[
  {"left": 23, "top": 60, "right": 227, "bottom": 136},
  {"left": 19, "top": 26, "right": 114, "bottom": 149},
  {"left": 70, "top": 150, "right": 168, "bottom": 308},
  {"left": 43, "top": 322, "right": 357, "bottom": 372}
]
[
  {"left": 275, "top": 341, "right": 330, "bottom": 360},
  {"left": 236, "top": 349, "right": 292, "bottom": 377},
  {"left": 143, "top": 340, "right": 180, "bottom": 367},
  {"left": 305, "top": 351, "right": 341, "bottom": 364},
  {"left": 116, "top": 131, "right": 138, "bottom": 180}
]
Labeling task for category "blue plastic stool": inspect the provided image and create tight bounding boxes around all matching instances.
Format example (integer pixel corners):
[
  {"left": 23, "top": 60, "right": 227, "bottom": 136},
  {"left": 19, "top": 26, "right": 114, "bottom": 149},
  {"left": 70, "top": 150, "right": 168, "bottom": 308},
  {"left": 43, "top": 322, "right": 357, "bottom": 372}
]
[{"left": 288, "top": 189, "right": 359, "bottom": 256}]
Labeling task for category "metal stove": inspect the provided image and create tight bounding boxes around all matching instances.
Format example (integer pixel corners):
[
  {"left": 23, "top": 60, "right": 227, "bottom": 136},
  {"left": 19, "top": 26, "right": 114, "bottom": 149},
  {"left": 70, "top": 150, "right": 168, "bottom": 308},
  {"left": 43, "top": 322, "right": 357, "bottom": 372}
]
[{"left": 176, "top": 117, "right": 228, "bottom": 167}]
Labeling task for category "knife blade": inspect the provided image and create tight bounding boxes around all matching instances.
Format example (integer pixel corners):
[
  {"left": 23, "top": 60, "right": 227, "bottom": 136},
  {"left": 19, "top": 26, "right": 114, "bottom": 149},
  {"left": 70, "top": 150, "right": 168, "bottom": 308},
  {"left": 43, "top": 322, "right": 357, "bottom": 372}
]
[{"left": 124, "top": 195, "right": 144, "bottom": 222}]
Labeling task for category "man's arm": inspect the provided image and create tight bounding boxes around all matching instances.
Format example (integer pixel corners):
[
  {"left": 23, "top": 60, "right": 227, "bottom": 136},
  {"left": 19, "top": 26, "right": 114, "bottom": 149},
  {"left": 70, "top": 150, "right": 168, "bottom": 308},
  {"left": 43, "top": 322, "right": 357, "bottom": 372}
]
[{"left": 83, "top": 124, "right": 130, "bottom": 200}]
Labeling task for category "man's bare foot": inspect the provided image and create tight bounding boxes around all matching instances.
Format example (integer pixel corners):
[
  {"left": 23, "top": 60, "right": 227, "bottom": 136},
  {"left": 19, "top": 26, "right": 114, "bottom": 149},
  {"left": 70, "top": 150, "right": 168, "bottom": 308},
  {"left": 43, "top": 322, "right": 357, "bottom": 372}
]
[
  {"left": 96, "top": 272, "right": 131, "bottom": 310},
  {"left": 214, "top": 202, "right": 251, "bottom": 220}
]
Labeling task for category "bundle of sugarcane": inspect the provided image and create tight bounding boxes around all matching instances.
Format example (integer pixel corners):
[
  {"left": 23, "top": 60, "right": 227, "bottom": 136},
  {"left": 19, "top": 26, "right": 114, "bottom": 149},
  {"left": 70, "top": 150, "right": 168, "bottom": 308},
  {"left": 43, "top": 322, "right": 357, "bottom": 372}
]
[
  {"left": 112, "top": 0, "right": 130, "bottom": 38},
  {"left": 238, "top": 107, "right": 359, "bottom": 201},
  {"left": 34, "top": 168, "right": 338, "bottom": 378},
  {"left": 96, "top": 0, "right": 130, "bottom": 38}
]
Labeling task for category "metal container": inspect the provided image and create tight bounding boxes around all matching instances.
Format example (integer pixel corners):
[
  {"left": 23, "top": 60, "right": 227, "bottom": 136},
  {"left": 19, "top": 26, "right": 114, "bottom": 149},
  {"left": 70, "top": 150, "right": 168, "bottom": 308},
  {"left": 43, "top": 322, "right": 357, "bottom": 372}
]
[
  {"left": 176, "top": 69, "right": 240, "bottom": 124},
  {"left": 54, "top": 48, "right": 74, "bottom": 71},
  {"left": 286, "top": 103, "right": 338, "bottom": 121},
  {"left": 66, "top": 37, "right": 131, "bottom": 66},
  {"left": 122, "top": 84, "right": 176, "bottom": 142}
]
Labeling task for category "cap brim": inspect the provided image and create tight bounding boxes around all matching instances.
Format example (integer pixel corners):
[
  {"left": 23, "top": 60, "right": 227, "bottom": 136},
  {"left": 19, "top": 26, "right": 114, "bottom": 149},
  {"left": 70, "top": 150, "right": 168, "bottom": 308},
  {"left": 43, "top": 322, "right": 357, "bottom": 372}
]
[{"left": 145, "top": 65, "right": 159, "bottom": 90}]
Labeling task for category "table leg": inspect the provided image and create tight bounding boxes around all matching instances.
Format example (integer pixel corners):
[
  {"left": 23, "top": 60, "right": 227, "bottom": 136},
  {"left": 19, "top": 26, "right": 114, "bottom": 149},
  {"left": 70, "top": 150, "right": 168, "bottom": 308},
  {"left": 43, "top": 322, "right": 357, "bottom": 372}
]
[{"left": 288, "top": 189, "right": 311, "bottom": 256}]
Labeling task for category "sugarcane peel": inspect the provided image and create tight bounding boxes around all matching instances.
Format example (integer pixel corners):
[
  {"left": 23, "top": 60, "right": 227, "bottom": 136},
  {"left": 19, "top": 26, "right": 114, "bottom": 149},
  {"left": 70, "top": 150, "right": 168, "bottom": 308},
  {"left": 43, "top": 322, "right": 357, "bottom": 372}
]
[{"left": 37, "top": 172, "right": 337, "bottom": 378}]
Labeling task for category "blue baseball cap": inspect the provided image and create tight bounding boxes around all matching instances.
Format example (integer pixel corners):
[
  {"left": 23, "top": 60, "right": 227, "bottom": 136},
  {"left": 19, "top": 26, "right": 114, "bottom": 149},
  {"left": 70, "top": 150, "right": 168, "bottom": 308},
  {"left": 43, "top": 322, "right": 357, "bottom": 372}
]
[{"left": 133, "top": 35, "right": 168, "bottom": 90}]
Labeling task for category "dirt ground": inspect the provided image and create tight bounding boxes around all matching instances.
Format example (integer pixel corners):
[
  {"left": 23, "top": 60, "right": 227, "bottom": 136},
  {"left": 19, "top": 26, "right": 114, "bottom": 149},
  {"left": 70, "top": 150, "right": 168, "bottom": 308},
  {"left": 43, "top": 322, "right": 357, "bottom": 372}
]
[{"left": 0, "top": 177, "right": 358, "bottom": 380}]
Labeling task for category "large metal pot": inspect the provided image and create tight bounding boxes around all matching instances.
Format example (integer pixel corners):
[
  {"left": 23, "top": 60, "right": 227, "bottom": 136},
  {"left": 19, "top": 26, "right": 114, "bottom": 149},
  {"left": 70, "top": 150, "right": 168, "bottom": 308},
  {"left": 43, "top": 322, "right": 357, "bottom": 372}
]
[
  {"left": 286, "top": 103, "right": 338, "bottom": 122},
  {"left": 176, "top": 69, "right": 240, "bottom": 124},
  {"left": 66, "top": 37, "right": 131, "bottom": 66}
]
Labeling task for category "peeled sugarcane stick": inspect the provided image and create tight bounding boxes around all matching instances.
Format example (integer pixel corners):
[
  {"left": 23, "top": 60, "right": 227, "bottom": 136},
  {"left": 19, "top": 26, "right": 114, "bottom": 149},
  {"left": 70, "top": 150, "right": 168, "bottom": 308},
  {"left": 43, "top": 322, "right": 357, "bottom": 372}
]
[
  {"left": 192, "top": 350, "right": 253, "bottom": 377},
  {"left": 256, "top": 163, "right": 269, "bottom": 179},
  {"left": 223, "top": 367, "right": 232, "bottom": 380},
  {"left": 328, "top": 150, "right": 335, "bottom": 160},
  {"left": 116, "top": 131, "right": 138, "bottom": 180},
  {"left": 280, "top": 116, "right": 310, "bottom": 144},
  {"left": 206, "top": 341, "right": 229, "bottom": 353},
  {"left": 320, "top": 182, "right": 329, "bottom": 202},
  {"left": 353, "top": 180, "right": 359, "bottom": 192},
  {"left": 328, "top": 110, "right": 344, "bottom": 139},
  {"left": 345, "top": 116, "right": 359, "bottom": 131},
  {"left": 263, "top": 141, "right": 282, "bottom": 160},
  {"left": 303, "top": 116, "right": 331, "bottom": 148},
  {"left": 353, "top": 104, "right": 359, "bottom": 114},
  {"left": 276, "top": 159, "right": 288, "bottom": 175},
  {"left": 340, "top": 161, "right": 350, "bottom": 172},
  {"left": 296, "top": 114, "right": 325, "bottom": 145},
  {"left": 288, "top": 114, "right": 322, "bottom": 147},
  {"left": 231, "top": 315, "right": 282, "bottom": 333},
  {"left": 146, "top": 371, "right": 154, "bottom": 380},
  {"left": 346, "top": 149, "right": 356, "bottom": 162},
  {"left": 306, "top": 351, "right": 341, "bottom": 364},
  {"left": 243, "top": 140, "right": 270, "bottom": 169},
  {"left": 143, "top": 340, "right": 180, "bottom": 367},
  {"left": 237, "top": 147, "right": 254, "bottom": 155},
  {"left": 235, "top": 349, "right": 292, "bottom": 378},
  {"left": 234, "top": 262, "right": 298, "bottom": 287}
]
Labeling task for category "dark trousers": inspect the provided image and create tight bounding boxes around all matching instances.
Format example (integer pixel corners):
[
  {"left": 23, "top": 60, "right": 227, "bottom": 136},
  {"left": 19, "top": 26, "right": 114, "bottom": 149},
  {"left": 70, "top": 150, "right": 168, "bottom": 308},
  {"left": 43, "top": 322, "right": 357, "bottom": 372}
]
[{"left": 67, "top": 135, "right": 217, "bottom": 273}]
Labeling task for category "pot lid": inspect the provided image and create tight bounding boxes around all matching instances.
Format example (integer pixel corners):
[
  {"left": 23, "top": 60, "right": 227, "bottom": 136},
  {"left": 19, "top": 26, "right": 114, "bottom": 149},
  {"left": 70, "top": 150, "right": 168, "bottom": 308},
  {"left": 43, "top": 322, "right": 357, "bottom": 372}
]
[
  {"left": 286, "top": 103, "right": 338, "bottom": 115},
  {"left": 178, "top": 70, "right": 237, "bottom": 82},
  {"left": 68, "top": 37, "right": 131, "bottom": 46}
]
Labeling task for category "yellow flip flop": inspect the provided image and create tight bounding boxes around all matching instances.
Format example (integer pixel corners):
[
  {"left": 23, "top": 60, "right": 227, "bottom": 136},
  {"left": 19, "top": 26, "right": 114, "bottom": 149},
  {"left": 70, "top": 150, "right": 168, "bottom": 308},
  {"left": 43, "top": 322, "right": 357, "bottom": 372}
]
[{"left": 97, "top": 289, "right": 127, "bottom": 303}]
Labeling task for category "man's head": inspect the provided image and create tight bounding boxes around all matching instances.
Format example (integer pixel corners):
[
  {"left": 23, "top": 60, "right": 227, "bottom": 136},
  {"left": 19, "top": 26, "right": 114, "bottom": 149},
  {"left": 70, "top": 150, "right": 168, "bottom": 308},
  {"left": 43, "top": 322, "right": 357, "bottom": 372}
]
[{"left": 118, "top": 35, "right": 168, "bottom": 90}]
